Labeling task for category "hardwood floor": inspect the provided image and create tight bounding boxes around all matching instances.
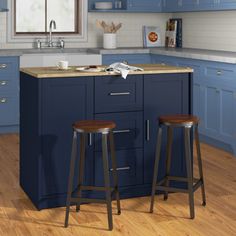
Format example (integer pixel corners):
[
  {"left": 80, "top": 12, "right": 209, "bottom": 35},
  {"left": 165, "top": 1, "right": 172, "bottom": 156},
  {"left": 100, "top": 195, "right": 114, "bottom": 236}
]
[{"left": 0, "top": 134, "right": 236, "bottom": 236}]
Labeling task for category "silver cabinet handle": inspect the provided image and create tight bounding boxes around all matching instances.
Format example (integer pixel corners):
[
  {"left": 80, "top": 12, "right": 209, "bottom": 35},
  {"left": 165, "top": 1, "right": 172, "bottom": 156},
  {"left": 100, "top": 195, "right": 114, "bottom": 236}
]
[
  {"left": 113, "top": 129, "right": 131, "bottom": 134},
  {"left": 88, "top": 133, "right": 92, "bottom": 146},
  {"left": 0, "top": 80, "right": 7, "bottom": 86},
  {"left": 0, "top": 98, "right": 7, "bottom": 103},
  {"left": 110, "top": 166, "right": 130, "bottom": 171},
  {"left": 146, "top": 120, "right": 150, "bottom": 141},
  {"left": 217, "top": 70, "right": 222, "bottom": 76},
  {"left": 109, "top": 92, "right": 130, "bottom": 96},
  {"left": 0, "top": 64, "right": 7, "bottom": 69}
]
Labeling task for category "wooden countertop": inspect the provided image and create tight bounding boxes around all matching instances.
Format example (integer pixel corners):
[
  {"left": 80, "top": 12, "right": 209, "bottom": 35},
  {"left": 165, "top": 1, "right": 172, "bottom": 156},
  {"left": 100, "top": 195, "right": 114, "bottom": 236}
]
[{"left": 20, "top": 64, "right": 193, "bottom": 78}]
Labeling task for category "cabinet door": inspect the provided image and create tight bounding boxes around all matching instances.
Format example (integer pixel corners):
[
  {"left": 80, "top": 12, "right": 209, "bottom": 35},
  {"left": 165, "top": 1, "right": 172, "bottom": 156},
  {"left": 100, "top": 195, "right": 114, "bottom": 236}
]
[
  {"left": 144, "top": 73, "right": 190, "bottom": 184},
  {"left": 127, "top": 0, "right": 162, "bottom": 12},
  {"left": 40, "top": 77, "right": 94, "bottom": 196},
  {"left": 218, "top": 0, "right": 236, "bottom": 10},
  {"left": 162, "top": 0, "right": 179, "bottom": 12},
  {"left": 0, "top": 0, "right": 7, "bottom": 10}
]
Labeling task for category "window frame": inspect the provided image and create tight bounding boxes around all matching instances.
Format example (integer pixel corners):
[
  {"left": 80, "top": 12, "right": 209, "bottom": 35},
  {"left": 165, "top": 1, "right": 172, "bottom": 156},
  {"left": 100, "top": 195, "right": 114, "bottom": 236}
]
[{"left": 7, "top": 0, "right": 88, "bottom": 43}]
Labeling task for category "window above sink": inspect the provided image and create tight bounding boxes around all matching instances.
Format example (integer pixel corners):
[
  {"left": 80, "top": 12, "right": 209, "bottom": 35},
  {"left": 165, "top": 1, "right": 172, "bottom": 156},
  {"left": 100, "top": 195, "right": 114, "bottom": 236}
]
[{"left": 7, "top": 0, "right": 88, "bottom": 44}]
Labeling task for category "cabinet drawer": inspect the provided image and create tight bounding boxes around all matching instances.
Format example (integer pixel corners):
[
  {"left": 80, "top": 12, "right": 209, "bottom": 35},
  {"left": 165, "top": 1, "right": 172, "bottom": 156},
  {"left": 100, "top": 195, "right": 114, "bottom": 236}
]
[
  {"left": 94, "top": 112, "right": 143, "bottom": 151},
  {"left": 0, "top": 79, "right": 18, "bottom": 92},
  {"left": 94, "top": 149, "right": 143, "bottom": 187},
  {"left": 0, "top": 57, "right": 19, "bottom": 78},
  {"left": 0, "top": 92, "right": 19, "bottom": 125},
  {"left": 205, "top": 66, "right": 235, "bottom": 80},
  {"left": 95, "top": 75, "right": 143, "bottom": 113}
]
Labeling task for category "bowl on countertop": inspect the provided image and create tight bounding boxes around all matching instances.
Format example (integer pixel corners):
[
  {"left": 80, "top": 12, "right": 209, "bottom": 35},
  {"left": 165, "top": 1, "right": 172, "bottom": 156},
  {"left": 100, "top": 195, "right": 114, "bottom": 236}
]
[{"left": 95, "top": 2, "right": 113, "bottom": 10}]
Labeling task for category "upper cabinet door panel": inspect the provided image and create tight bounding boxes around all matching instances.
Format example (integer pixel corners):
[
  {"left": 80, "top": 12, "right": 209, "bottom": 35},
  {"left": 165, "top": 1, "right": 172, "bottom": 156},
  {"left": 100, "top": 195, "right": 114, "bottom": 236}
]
[
  {"left": 162, "top": 0, "right": 179, "bottom": 12},
  {"left": 218, "top": 0, "right": 236, "bottom": 10},
  {"left": 0, "top": 0, "right": 8, "bottom": 11},
  {"left": 127, "top": 0, "right": 162, "bottom": 12}
]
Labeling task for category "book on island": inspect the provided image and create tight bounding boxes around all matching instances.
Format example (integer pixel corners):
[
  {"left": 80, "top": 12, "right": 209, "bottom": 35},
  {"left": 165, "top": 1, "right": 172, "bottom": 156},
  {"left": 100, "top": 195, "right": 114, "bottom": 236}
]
[{"left": 143, "top": 26, "right": 162, "bottom": 47}]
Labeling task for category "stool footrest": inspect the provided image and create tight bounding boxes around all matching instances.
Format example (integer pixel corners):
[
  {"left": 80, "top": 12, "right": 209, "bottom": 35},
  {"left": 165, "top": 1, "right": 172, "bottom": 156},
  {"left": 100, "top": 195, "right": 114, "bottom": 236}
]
[
  {"left": 156, "top": 185, "right": 189, "bottom": 193},
  {"left": 79, "top": 185, "right": 115, "bottom": 192},
  {"left": 156, "top": 176, "right": 203, "bottom": 194},
  {"left": 71, "top": 197, "right": 107, "bottom": 204}
]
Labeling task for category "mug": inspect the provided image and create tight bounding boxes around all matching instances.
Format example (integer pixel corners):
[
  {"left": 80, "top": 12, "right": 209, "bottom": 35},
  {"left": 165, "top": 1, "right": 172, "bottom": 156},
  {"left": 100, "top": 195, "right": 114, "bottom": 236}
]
[{"left": 57, "top": 61, "right": 69, "bottom": 70}]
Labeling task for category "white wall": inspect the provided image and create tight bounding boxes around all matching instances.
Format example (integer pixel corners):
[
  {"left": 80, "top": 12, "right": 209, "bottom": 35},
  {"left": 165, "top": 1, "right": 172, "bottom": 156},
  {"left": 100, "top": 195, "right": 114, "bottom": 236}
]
[
  {"left": 0, "top": 12, "right": 171, "bottom": 49},
  {"left": 173, "top": 11, "right": 236, "bottom": 52}
]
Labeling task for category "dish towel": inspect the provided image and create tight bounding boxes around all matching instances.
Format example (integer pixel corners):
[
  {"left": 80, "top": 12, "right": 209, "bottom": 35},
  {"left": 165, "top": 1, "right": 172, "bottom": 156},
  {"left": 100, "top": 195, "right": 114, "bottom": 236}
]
[{"left": 105, "top": 62, "right": 144, "bottom": 79}]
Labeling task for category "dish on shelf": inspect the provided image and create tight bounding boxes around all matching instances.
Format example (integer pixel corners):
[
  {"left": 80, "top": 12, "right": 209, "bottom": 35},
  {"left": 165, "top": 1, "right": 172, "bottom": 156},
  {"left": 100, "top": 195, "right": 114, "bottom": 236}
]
[
  {"left": 75, "top": 66, "right": 103, "bottom": 72},
  {"left": 95, "top": 2, "right": 113, "bottom": 10}
]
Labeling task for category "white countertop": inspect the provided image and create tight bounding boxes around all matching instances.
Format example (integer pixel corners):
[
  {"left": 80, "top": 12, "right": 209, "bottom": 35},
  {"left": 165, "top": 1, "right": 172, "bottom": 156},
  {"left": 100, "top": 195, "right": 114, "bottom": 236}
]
[{"left": 1, "top": 47, "right": 236, "bottom": 64}]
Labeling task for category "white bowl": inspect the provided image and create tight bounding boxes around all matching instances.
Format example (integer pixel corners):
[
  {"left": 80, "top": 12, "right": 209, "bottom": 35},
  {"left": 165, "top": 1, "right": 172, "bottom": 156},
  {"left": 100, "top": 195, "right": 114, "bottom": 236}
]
[{"left": 95, "top": 2, "right": 113, "bottom": 10}]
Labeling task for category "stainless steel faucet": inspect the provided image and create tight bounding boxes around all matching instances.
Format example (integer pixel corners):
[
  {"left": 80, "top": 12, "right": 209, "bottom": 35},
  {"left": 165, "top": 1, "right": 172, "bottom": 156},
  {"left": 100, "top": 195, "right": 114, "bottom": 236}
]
[{"left": 48, "top": 20, "right": 56, "bottom": 47}]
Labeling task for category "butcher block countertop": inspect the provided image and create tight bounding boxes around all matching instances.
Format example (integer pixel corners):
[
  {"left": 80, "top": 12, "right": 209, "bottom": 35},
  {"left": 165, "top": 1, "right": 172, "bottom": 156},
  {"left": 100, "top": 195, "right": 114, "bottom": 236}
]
[{"left": 20, "top": 64, "right": 193, "bottom": 78}]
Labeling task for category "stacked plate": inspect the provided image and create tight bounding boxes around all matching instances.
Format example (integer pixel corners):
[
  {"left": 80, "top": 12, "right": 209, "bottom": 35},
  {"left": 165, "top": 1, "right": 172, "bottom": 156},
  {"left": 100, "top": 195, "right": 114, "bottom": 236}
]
[{"left": 95, "top": 2, "right": 113, "bottom": 10}]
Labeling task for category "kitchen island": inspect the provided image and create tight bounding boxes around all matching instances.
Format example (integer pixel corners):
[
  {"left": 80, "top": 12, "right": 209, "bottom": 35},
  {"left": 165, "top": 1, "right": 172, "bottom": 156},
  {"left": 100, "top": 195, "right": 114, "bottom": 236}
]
[{"left": 20, "top": 64, "right": 193, "bottom": 209}]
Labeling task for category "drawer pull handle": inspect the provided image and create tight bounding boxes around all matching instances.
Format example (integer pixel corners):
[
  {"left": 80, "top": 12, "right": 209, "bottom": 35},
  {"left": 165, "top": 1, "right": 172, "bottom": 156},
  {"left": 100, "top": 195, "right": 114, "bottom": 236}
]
[
  {"left": 0, "top": 81, "right": 7, "bottom": 86},
  {"left": 146, "top": 120, "right": 150, "bottom": 141},
  {"left": 113, "top": 129, "right": 131, "bottom": 134},
  {"left": 0, "top": 64, "right": 7, "bottom": 69},
  {"left": 0, "top": 98, "right": 7, "bottom": 103},
  {"left": 217, "top": 70, "right": 222, "bottom": 76},
  {"left": 109, "top": 92, "right": 130, "bottom": 96},
  {"left": 88, "top": 133, "right": 92, "bottom": 146},
  {"left": 110, "top": 166, "right": 130, "bottom": 171}
]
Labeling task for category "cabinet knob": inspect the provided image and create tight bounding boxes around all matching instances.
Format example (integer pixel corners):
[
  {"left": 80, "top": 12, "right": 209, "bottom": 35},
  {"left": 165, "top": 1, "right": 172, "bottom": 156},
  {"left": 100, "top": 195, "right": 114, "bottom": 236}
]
[
  {"left": 0, "top": 64, "right": 7, "bottom": 69},
  {"left": 0, "top": 80, "right": 7, "bottom": 86},
  {"left": 0, "top": 98, "right": 7, "bottom": 103}
]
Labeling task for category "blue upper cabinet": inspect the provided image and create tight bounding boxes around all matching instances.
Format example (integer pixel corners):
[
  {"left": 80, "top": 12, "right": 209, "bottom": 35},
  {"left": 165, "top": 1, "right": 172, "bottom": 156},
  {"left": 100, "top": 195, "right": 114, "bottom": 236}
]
[
  {"left": 88, "top": 0, "right": 162, "bottom": 12},
  {"left": 126, "top": 0, "right": 162, "bottom": 12},
  {"left": 218, "top": 0, "right": 236, "bottom": 10},
  {"left": 163, "top": 0, "right": 236, "bottom": 12},
  {"left": 0, "top": 0, "right": 8, "bottom": 11}
]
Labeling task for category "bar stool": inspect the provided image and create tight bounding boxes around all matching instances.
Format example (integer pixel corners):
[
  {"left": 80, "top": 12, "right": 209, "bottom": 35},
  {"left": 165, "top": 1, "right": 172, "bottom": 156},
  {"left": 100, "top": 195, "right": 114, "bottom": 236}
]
[
  {"left": 150, "top": 115, "right": 206, "bottom": 219},
  {"left": 64, "top": 120, "right": 121, "bottom": 230}
]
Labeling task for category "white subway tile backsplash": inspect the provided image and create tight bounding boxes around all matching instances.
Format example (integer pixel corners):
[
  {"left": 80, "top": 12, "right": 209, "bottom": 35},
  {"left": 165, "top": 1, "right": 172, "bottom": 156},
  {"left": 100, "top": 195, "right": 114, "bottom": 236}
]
[{"left": 0, "top": 12, "right": 170, "bottom": 49}]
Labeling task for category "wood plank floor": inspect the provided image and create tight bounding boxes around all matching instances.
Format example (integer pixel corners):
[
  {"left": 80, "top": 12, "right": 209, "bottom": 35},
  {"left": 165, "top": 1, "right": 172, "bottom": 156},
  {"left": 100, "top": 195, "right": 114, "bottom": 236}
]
[{"left": 0, "top": 134, "right": 236, "bottom": 236}]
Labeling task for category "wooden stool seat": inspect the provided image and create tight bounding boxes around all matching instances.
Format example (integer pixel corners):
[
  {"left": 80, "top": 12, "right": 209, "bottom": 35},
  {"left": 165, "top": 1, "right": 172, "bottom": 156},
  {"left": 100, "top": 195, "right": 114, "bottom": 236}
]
[
  {"left": 159, "top": 114, "right": 199, "bottom": 126},
  {"left": 73, "top": 120, "right": 116, "bottom": 133}
]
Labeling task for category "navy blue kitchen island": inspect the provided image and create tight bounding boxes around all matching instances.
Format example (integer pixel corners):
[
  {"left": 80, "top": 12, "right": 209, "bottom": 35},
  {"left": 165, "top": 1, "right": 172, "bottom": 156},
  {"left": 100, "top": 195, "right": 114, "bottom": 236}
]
[{"left": 20, "top": 65, "right": 193, "bottom": 210}]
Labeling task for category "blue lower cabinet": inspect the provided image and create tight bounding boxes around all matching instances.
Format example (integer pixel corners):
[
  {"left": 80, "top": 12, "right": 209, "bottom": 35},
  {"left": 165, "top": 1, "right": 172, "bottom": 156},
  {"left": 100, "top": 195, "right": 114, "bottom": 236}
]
[
  {"left": 0, "top": 56, "right": 19, "bottom": 133},
  {"left": 152, "top": 54, "right": 236, "bottom": 155},
  {"left": 0, "top": 0, "right": 8, "bottom": 11},
  {"left": 143, "top": 73, "right": 191, "bottom": 184},
  {"left": 94, "top": 149, "right": 143, "bottom": 187},
  {"left": 102, "top": 54, "right": 152, "bottom": 65},
  {"left": 20, "top": 75, "right": 94, "bottom": 209}
]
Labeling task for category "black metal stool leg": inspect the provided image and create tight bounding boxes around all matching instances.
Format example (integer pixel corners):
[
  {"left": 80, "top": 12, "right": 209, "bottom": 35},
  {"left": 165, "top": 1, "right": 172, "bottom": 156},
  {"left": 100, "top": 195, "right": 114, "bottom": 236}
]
[
  {"left": 102, "top": 133, "right": 113, "bottom": 231},
  {"left": 184, "top": 127, "right": 195, "bottom": 219},
  {"left": 76, "top": 133, "right": 86, "bottom": 212},
  {"left": 109, "top": 131, "right": 121, "bottom": 215},
  {"left": 65, "top": 131, "right": 78, "bottom": 227},
  {"left": 150, "top": 126, "right": 163, "bottom": 213},
  {"left": 164, "top": 127, "right": 173, "bottom": 201},
  {"left": 194, "top": 125, "right": 206, "bottom": 206}
]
